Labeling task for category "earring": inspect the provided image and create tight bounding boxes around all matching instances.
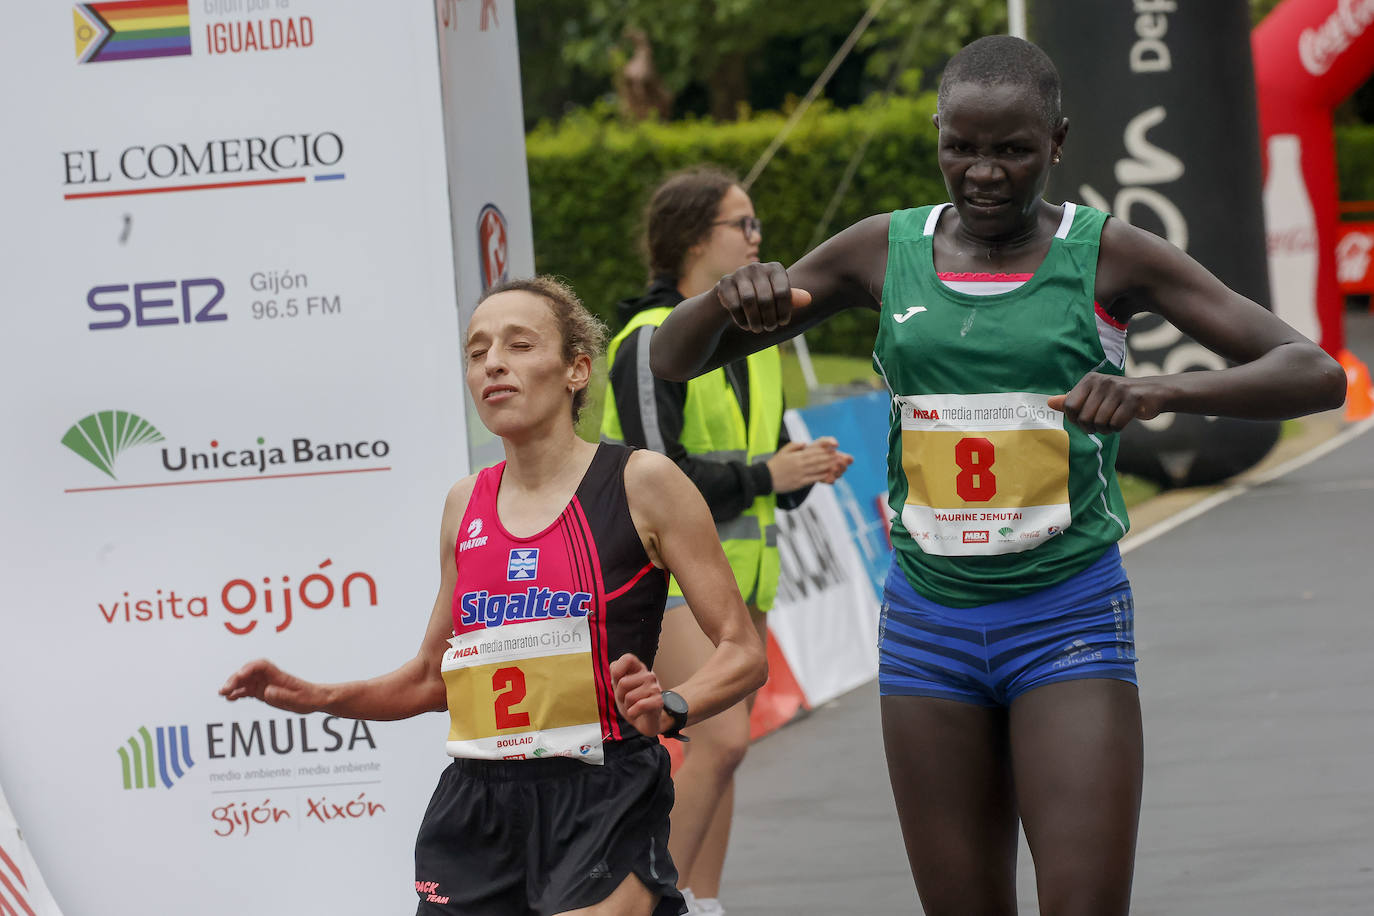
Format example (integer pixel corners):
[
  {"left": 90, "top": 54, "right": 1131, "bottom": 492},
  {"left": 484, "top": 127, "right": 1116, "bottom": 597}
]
[{"left": 1052, "top": 155, "right": 1061, "bottom": 164}]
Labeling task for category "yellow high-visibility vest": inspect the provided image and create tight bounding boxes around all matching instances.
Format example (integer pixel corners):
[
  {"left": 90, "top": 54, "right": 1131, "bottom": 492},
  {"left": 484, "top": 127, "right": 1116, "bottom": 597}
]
[{"left": 602, "top": 306, "right": 782, "bottom": 611}]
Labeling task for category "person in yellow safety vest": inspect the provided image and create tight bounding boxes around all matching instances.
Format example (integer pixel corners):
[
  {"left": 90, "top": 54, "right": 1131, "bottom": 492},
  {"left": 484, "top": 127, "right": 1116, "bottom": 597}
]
[{"left": 601, "top": 166, "right": 852, "bottom": 916}]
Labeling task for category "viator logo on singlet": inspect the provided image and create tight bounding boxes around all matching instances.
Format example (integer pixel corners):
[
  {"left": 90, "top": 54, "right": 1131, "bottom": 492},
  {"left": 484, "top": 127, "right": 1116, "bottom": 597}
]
[{"left": 459, "top": 518, "right": 488, "bottom": 552}]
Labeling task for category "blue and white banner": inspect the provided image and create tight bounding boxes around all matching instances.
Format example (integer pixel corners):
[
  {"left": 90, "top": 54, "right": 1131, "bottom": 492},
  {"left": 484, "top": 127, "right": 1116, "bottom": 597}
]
[
  {"left": 786, "top": 391, "right": 894, "bottom": 598},
  {"left": 766, "top": 400, "right": 889, "bottom": 708}
]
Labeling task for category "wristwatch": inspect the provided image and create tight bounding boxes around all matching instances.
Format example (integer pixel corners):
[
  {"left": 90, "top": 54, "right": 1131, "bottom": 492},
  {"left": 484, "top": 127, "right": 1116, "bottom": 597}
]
[{"left": 660, "top": 690, "right": 690, "bottom": 742}]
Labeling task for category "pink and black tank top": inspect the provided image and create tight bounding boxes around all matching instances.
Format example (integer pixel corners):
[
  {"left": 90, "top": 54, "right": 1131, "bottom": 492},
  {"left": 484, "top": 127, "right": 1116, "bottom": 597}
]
[{"left": 444, "top": 443, "right": 668, "bottom": 760}]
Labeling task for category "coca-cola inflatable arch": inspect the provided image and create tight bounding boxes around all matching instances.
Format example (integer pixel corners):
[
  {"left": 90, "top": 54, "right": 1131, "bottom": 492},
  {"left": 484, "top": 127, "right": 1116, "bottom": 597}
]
[
  {"left": 1254, "top": 0, "right": 1374, "bottom": 356},
  {"left": 1030, "top": 0, "right": 1371, "bottom": 487}
]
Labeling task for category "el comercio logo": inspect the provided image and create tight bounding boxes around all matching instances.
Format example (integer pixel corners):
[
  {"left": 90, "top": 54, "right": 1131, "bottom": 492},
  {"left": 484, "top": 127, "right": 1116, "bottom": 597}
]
[{"left": 62, "top": 131, "right": 345, "bottom": 200}]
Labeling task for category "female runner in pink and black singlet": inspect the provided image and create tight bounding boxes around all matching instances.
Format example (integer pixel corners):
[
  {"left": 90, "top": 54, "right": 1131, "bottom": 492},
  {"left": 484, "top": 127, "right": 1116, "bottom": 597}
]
[{"left": 221, "top": 276, "right": 766, "bottom": 916}]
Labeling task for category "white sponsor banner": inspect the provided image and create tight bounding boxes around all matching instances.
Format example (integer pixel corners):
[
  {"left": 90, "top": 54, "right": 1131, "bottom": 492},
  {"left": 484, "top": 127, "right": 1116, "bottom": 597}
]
[
  {"left": 0, "top": 2, "right": 529, "bottom": 912},
  {"left": 1, "top": 786, "right": 63, "bottom": 916},
  {"left": 769, "top": 412, "right": 880, "bottom": 707},
  {"left": 435, "top": 0, "right": 537, "bottom": 470}
]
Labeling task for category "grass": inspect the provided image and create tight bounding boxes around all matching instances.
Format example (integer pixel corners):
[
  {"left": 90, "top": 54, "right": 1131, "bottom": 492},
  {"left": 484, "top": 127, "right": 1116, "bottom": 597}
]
[
  {"left": 778, "top": 345, "right": 884, "bottom": 408},
  {"left": 1116, "top": 473, "right": 1161, "bottom": 510}
]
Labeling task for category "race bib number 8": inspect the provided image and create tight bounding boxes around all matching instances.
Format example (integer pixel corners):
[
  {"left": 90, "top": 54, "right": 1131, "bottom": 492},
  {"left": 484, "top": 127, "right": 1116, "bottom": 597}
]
[
  {"left": 897, "top": 392, "right": 1071, "bottom": 556},
  {"left": 441, "top": 615, "right": 605, "bottom": 764}
]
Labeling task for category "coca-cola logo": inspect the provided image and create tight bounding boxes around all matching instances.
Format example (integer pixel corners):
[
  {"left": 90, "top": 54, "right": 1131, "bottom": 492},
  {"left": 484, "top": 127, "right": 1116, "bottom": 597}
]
[
  {"left": 1267, "top": 226, "right": 1318, "bottom": 255},
  {"left": 1337, "top": 232, "right": 1374, "bottom": 283},
  {"left": 1298, "top": 0, "right": 1374, "bottom": 76}
]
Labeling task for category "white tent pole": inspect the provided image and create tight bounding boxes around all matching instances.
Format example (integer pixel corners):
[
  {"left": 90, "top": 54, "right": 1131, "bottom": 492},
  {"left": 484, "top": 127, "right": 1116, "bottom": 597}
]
[
  {"left": 792, "top": 335, "right": 821, "bottom": 393},
  {"left": 1008, "top": 0, "right": 1027, "bottom": 38}
]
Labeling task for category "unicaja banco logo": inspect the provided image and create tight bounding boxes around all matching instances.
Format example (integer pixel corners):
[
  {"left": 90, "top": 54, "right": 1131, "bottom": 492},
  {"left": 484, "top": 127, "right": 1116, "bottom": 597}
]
[
  {"left": 119, "top": 725, "right": 196, "bottom": 789},
  {"left": 75, "top": 1, "right": 192, "bottom": 64},
  {"left": 62, "top": 411, "right": 394, "bottom": 492},
  {"left": 62, "top": 410, "right": 165, "bottom": 479}
]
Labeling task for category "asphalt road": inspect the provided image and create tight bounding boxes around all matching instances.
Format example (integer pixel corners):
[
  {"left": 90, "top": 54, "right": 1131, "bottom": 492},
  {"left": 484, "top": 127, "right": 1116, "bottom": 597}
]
[{"left": 718, "top": 314, "right": 1374, "bottom": 914}]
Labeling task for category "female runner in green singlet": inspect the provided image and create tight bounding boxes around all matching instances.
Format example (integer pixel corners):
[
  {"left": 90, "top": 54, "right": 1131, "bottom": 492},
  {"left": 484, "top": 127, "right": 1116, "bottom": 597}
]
[{"left": 647, "top": 35, "right": 1344, "bottom": 916}]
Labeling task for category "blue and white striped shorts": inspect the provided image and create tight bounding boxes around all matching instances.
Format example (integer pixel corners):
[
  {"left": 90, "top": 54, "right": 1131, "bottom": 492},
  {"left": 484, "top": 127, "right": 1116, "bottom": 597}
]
[{"left": 878, "top": 545, "right": 1137, "bottom": 707}]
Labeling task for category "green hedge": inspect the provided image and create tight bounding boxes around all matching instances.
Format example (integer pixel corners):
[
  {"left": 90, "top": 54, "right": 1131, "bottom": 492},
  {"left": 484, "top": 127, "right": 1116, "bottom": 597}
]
[
  {"left": 526, "top": 95, "right": 946, "bottom": 355},
  {"left": 527, "top": 102, "right": 1374, "bottom": 356},
  {"left": 1337, "top": 124, "right": 1374, "bottom": 204}
]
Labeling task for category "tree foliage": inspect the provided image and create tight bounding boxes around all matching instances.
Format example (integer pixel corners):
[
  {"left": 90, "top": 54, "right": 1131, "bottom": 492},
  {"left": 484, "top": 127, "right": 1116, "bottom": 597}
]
[
  {"left": 516, "top": 1, "right": 1301, "bottom": 128},
  {"left": 514, "top": 0, "right": 1007, "bottom": 123},
  {"left": 524, "top": 95, "right": 946, "bottom": 349},
  {"left": 1250, "top": 0, "right": 1284, "bottom": 24}
]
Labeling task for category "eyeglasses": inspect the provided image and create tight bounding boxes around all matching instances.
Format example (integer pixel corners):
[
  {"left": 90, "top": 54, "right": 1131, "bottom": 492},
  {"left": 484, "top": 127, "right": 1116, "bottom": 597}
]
[{"left": 712, "top": 215, "right": 762, "bottom": 240}]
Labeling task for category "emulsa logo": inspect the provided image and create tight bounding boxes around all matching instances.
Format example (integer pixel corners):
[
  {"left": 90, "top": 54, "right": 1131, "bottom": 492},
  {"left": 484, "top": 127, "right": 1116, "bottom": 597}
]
[
  {"left": 117, "top": 714, "right": 379, "bottom": 790},
  {"left": 61, "top": 410, "right": 393, "bottom": 492},
  {"left": 207, "top": 714, "right": 385, "bottom": 839},
  {"left": 114, "top": 712, "right": 387, "bottom": 840}
]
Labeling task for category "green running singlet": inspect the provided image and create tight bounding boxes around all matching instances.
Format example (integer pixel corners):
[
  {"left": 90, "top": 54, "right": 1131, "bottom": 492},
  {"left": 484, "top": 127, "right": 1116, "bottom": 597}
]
[{"left": 873, "top": 202, "right": 1130, "bottom": 608}]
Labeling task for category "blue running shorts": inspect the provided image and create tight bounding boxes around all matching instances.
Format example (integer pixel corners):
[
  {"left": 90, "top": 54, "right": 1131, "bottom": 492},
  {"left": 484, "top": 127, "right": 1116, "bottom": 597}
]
[{"left": 878, "top": 545, "right": 1137, "bottom": 707}]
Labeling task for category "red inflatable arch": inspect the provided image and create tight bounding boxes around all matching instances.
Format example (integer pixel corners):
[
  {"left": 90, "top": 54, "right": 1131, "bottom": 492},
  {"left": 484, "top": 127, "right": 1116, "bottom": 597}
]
[{"left": 1253, "top": 0, "right": 1374, "bottom": 357}]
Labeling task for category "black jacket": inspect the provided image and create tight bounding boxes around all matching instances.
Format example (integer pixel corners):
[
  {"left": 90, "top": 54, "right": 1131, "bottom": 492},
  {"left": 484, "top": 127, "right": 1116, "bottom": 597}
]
[{"left": 608, "top": 278, "right": 811, "bottom": 522}]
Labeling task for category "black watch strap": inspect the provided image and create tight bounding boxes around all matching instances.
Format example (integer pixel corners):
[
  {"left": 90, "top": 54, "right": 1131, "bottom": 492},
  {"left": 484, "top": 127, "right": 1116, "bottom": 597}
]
[{"left": 660, "top": 690, "right": 690, "bottom": 742}]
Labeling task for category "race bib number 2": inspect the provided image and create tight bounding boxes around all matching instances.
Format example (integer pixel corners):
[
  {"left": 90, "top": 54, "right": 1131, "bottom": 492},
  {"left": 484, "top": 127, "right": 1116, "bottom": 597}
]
[
  {"left": 441, "top": 615, "right": 605, "bottom": 764},
  {"left": 897, "top": 392, "right": 1071, "bottom": 556}
]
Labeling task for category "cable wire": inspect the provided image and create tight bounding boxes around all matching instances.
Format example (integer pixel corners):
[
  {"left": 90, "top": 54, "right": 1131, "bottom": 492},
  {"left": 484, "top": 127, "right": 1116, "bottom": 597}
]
[
  {"left": 741, "top": 0, "right": 890, "bottom": 191},
  {"left": 802, "top": 18, "right": 923, "bottom": 254}
]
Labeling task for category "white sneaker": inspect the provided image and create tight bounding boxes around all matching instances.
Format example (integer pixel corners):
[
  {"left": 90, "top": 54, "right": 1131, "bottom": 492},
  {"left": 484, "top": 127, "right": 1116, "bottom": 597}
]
[
  {"left": 694, "top": 898, "right": 726, "bottom": 916},
  {"left": 679, "top": 888, "right": 698, "bottom": 914}
]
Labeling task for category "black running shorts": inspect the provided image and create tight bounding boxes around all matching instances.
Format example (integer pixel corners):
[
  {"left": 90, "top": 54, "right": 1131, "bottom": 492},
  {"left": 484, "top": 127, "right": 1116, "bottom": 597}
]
[{"left": 414, "top": 736, "right": 685, "bottom": 915}]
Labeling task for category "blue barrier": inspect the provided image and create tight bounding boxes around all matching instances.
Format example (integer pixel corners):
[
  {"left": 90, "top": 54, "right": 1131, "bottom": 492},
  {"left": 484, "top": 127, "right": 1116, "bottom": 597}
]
[{"left": 791, "top": 390, "right": 894, "bottom": 600}]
